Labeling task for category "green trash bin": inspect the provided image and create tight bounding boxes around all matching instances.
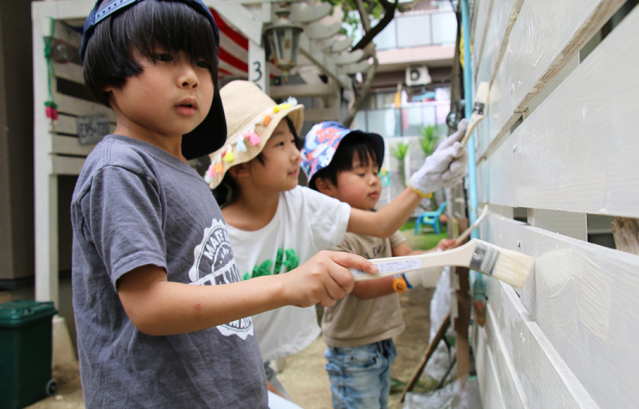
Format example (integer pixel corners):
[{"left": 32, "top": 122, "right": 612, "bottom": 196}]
[{"left": 0, "top": 300, "right": 58, "bottom": 409}]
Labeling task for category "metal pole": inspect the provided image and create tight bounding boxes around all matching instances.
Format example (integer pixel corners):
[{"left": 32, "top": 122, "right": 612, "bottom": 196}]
[{"left": 460, "top": 0, "right": 485, "bottom": 291}]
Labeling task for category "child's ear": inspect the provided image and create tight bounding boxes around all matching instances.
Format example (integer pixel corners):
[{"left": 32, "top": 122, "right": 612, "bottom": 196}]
[
  {"left": 315, "top": 177, "right": 335, "bottom": 197},
  {"left": 228, "top": 163, "right": 249, "bottom": 178}
]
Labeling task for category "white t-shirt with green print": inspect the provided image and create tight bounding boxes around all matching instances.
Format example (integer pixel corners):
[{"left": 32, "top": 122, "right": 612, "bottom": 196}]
[{"left": 227, "top": 186, "right": 351, "bottom": 362}]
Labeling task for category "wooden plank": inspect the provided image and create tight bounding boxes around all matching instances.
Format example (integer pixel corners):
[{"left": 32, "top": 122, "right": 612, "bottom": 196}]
[
  {"left": 289, "top": 2, "right": 331, "bottom": 23},
  {"left": 471, "top": 0, "right": 493, "bottom": 74},
  {"left": 53, "top": 62, "right": 83, "bottom": 84},
  {"left": 484, "top": 213, "right": 639, "bottom": 408},
  {"left": 527, "top": 209, "right": 586, "bottom": 241},
  {"left": 51, "top": 155, "right": 85, "bottom": 176},
  {"left": 55, "top": 93, "right": 116, "bottom": 122},
  {"left": 42, "top": 18, "right": 83, "bottom": 49},
  {"left": 51, "top": 135, "right": 95, "bottom": 156},
  {"left": 479, "top": 304, "right": 530, "bottom": 409},
  {"left": 52, "top": 114, "right": 115, "bottom": 136},
  {"left": 304, "top": 21, "right": 341, "bottom": 40},
  {"left": 33, "top": 1, "right": 94, "bottom": 21},
  {"left": 474, "top": 322, "right": 507, "bottom": 409},
  {"left": 304, "top": 107, "right": 340, "bottom": 122},
  {"left": 484, "top": 276, "right": 600, "bottom": 409},
  {"left": 478, "top": 0, "right": 624, "bottom": 163},
  {"left": 474, "top": 0, "right": 522, "bottom": 85},
  {"left": 477, "top": 7, "right": 639, "bottom": 218}
]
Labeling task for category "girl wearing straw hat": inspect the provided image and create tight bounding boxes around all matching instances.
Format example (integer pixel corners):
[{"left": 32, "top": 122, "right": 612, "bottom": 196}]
[{"left": 207, "top": 81, "right": 468, "bottom": 398}]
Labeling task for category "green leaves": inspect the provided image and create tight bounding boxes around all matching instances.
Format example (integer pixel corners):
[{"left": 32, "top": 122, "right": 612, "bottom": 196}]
[
  {"left": 391, "top": 142, "right": 411, "bottom": 160},
  {"left": 418, "top": 124, "right": 439, "bottom": 157}
]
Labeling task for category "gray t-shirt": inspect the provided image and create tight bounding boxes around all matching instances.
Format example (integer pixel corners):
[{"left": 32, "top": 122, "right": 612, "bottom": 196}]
[{"left": 71, "top": 135, "right": 267, "bottom": 408}]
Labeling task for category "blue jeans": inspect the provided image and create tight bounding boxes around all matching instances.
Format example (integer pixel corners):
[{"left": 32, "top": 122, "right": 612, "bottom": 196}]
[{"left": 324, "top": 339, "right": 397, "bottom": 409}]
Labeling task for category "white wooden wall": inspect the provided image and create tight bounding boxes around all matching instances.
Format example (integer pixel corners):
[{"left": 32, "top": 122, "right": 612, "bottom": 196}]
[{"left": 470, "top": 0, "right": 639, "bottom": 407}]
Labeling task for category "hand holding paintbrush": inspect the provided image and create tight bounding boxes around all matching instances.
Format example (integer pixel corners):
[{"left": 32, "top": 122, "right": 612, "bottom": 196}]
[{"left": 351, "top": 205, "right": 533, "bottom": 289}]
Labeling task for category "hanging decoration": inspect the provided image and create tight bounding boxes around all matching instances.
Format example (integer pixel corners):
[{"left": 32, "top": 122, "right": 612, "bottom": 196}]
[{"left": 43, "top": 18, "right": 58, "bottom": 121}]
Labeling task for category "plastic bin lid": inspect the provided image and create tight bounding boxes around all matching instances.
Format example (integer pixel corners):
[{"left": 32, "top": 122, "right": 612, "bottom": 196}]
[{"left": 0, "top": 300, "right": 57, "bottom": 326}]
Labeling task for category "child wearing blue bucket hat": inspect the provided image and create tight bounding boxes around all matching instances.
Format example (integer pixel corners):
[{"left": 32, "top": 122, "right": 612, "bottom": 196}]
[
  {"left": 71, "top": 2, "right": 378, "bottom": 407},
  {"left": 210, "top": 81, "right": 469, "bottom": 398},
  {"left": 303, "top": 121, "right": 464, "bottom": 408}
]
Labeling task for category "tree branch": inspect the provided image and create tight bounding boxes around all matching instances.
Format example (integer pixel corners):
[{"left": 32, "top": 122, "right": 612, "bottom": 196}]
[
  {"left": 355, "top": 0, "right": 372, "bottom": 32},
  {"left": 342, "top": 56, "right": 378, "bottom": 128},
  {"left": 352, "top": 0, "right": 397, "bottom": 51}
]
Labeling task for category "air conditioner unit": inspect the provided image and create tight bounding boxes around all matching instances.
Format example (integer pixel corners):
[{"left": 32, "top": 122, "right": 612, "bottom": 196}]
[{"left": 405, "top": 65, "right": 432, "bottom": 86}]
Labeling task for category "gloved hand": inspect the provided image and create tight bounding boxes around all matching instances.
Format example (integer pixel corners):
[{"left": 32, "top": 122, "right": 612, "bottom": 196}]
[{"left": 409, "top": 119, "right": 469, "bottom": 197}]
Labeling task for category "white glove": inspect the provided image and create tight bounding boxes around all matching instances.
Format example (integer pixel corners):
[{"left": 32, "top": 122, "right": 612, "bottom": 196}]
[{"left": 409, "top": 119, "right": 469, "bottom": 196}]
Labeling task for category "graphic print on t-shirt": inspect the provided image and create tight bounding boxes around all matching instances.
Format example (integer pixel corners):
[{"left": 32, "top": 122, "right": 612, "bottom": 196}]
[
  {"left": 242, "top": 248, "right": 300, "bottom": 280},
  {"left": 189, "top": 218, "right": 254, "bottom": 339}
]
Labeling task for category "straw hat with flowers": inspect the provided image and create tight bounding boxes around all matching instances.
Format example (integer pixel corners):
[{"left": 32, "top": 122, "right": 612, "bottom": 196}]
[{"left": 205, "top": 81, "right": 304, "bottom": 189}]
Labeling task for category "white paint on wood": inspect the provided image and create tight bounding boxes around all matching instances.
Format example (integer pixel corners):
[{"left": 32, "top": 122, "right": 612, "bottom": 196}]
[
  {"left": 479, "top": 0, "right": 624, "bottom": 162},
  {"left": 208, "top": 2, "right": 262, "bottom": 45},
  {"left": 471, "top": 0, "right": 493, "bottom": 73},
  {"left": 484, "top": 213, "right": 639, "bottom": 408},
  {"left": 483, "top": 276, "right": 600, "bottom": 408},
  {"left": 52, "top": 114, "right": 115, "bottom": 136},
  {"left": 55, "top": 93, "right": 116, "bottom": 121},
  {"left": 475, "top": 324, "right": 508, "bottom": 409},
  {"left": 474, "top": 0, "right": 522, "bottom": 85},
  {"left": 51, "top": 156, "right": 86, "bottom": 176},
  {"left": 33, "top": 12, "right": 60, "bottom": 306},
  {"left": 51, "top": 135, "right": 95, "bottom": 156},
  {"left": 52, "top": 62, "right": 83, "bottom": 84},
  {"left": 248, "top": 40, "right": 266, "bottom": 92},
  {"left": 475, "top": 305, "right": 530, "bottom": 409},
  {"left": 527, "top": 209, "right": 586, "bottom": 241},
  {"left": 477, "top": 7, "right": 639, "bottom": 218}
]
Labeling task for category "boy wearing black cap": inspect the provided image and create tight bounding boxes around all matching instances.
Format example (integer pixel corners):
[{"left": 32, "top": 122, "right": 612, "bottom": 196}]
[{"left": 71, "top": 1, "right": 377, "bottom": 407}]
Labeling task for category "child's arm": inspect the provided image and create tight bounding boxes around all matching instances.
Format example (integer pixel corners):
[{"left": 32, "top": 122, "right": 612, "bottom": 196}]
[
  {"left": 350, "top": 239, "right": 456, "bottom": 300},
  {"left": 117, "top": 251, "right": 377, "bottom": 336},
  {"left": 348, "top": 121, "right": 469, "bottom": 238}
]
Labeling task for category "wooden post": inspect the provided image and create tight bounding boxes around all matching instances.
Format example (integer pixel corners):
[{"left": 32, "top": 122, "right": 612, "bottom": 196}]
[
  {"left": 611, "top": 217, "right": 639, "bottom": 255},
  {"left": 454, "top": 218, "right": 470, "bottom": 380},
  {"left": 400, "top": 313, "right": 451, "bottom": 402}
]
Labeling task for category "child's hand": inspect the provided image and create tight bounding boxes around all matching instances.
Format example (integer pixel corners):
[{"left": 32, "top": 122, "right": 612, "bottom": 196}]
[
  {"left": 282, "top": 251, "right": 378, "bottom": 308},
  {"left": 436, "top": 238, "right": 457, "bottom": 251}
]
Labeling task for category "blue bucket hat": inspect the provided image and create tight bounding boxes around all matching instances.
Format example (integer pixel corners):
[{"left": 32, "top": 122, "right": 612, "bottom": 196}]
[
  {"left": 80, "top": 0, "right": 226, "bottom": 159},
  {"left": 301, "top": 121, "right": 385, "bottom": 186}
]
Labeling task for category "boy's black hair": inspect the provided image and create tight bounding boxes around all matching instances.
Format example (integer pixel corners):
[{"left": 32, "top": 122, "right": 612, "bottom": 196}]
[
  {"left": 83, "top": 0, "right": 218, "bottom": 107},
  {"left": 213, "top": 116, "right": 301, "bottom": 207},
  {"left": 309, "top": 134, "right": 381, "bottom": 191}
]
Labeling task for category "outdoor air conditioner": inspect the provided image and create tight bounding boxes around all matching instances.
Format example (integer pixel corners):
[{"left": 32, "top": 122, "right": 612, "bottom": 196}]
[{"left": 405, "top": 65, "right": 432, "bottom": 86}]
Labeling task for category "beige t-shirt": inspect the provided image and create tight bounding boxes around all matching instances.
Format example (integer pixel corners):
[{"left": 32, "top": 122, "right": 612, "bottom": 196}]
[{"left": 322, "top": 230, "right": 407, "bottom": 347}]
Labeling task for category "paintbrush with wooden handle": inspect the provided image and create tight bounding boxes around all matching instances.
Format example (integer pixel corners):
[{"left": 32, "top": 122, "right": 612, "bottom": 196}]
[
  {"left": 351, "top": 236, "right": 532, "bottom": 289},
  {"left": 460, "top": 81, "right": 490, "bottom": 147}
]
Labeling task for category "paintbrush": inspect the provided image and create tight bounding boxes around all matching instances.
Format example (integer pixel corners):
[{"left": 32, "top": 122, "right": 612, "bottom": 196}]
[
  {"left": 351, "top": 238, "right": 533, "bottom": 288},
  {"left": 454, "top": 204, "right": 489, "bottom": 246},
  {"left": 460, "top": 81, "right": 490, "bottom": 146}
]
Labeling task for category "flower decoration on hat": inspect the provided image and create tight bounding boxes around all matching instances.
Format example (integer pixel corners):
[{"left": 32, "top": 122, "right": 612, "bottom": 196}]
[{"left": 205, "top": 97, "right": 300, "bottom": 188}]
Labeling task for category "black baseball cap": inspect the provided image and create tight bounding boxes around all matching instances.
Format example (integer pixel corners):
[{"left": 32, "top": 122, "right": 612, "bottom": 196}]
[{"left": 80, "top": 0, "right": 227, "bottom": 159}]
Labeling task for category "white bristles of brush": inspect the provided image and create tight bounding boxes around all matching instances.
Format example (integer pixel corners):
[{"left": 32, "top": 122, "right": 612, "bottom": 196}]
[
  {"left": 460, "top": 81, "right": 490, "bottom": 146},
  {"left": 351, "top": 238, "right": 533, "bottom": 288}
]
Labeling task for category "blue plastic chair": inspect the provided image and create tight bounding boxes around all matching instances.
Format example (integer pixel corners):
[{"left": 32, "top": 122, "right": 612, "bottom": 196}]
[{"left": 415, "top": 202, "right": 447, "bottom": 235}]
